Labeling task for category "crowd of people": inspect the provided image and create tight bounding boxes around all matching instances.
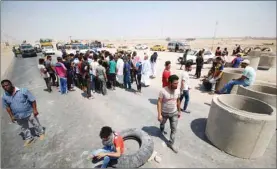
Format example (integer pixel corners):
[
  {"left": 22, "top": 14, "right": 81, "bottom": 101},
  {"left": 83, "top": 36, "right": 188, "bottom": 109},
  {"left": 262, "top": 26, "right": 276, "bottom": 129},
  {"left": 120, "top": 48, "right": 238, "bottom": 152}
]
[{"left": 37, "top": 50, "right": 160, "bottom": 98}]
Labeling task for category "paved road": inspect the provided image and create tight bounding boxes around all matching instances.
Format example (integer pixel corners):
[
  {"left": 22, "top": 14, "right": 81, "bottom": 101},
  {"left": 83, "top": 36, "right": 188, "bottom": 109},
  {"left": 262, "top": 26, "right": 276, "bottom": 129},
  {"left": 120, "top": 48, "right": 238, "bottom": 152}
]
[{"left": 1, "top": 52, "right": 276, "bottom": 168}]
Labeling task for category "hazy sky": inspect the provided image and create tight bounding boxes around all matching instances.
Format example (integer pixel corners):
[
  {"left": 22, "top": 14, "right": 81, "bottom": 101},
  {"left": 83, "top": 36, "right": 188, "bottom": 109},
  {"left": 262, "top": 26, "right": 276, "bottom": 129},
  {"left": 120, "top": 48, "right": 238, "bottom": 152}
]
[{"left": 1, "top": 1, "right": 276, "bottom": 42}]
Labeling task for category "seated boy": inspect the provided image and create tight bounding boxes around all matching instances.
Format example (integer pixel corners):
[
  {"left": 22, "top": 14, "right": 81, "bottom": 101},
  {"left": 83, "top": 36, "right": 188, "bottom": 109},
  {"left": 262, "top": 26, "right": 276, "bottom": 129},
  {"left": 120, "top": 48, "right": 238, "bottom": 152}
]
[{"left": 89, "top": 126, "right": 124, "bottom": 168}]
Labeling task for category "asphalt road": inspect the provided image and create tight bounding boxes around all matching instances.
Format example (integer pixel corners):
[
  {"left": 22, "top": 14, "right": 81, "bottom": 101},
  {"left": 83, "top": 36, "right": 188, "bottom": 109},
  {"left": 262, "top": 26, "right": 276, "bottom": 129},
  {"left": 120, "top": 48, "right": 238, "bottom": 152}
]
[{"left": 1, "top": 52, "right": 276, "bottom": 168}]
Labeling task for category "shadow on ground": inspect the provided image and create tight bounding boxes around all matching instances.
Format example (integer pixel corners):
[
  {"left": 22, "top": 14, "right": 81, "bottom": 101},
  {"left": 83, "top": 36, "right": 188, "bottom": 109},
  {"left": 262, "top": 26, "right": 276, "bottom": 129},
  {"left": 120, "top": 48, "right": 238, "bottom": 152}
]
[
  {"left": 148, "top": 99, "right": 158, "bottom": 105},
  {"left": 190, "top": 118, "right": 213, "bottom": 146},
  {"left": 194, "top": 83, "right": 210, "bottom": 93},
  {"left": 142, "top": 126, "right": 168, "bottom": 144}
]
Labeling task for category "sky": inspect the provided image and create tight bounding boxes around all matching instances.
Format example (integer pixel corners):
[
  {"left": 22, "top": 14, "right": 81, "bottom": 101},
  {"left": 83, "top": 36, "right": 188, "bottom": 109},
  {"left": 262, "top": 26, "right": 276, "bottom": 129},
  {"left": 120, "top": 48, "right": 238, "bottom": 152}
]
[{"left": 1, "top": 1, "right": 276, "bottom": 42}]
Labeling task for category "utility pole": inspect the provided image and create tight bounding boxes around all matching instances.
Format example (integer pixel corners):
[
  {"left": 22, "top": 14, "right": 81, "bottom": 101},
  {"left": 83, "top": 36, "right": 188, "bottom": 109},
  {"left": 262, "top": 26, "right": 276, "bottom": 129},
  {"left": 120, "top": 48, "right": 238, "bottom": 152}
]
[
  {"left": 69, "top": 36, "right": 72, "bottom": 43},
  {"left": 211, "top": 21, "right": 218, "bottom": 51}
]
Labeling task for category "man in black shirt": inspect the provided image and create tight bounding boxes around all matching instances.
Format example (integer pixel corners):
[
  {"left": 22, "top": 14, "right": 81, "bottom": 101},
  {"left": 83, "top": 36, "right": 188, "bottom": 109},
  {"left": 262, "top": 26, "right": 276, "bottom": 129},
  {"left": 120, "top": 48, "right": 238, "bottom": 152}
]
[{"left": 63, "top": 55, "right": 75, "bottom": 91}]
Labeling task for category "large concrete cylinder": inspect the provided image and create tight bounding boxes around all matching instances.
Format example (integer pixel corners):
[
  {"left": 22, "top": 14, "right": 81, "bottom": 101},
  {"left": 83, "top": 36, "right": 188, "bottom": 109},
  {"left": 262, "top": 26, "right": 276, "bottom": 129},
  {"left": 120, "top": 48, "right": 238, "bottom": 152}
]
[
  {"left": 237, "top": 84, "right": 277, "bottom": 108},
  {"left": 205, "top": 95, "right": 276, "bottom": 159},
  {"left": 243, "top": 50, "right": 261, "bottom": 71},
  {"left": 258, "top": 52, "right": 276, "bottom": 70},
  {"left": 216, "top": 68, "right": 244, "bottom": 91}
]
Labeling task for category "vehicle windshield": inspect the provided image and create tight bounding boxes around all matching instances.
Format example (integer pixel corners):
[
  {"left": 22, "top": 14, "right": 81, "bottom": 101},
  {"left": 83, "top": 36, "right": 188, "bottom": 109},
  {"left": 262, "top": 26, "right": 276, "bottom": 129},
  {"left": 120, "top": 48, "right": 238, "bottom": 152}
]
[
  {"left": 187, "top": 50, "right": 197, "bottom": 55},
  {"left": 79, "top": 45, "right": 89, "bottom": 50},
  {"left": 43, "top": 46, "right": 53, "bottom": 49},
  {"left": 21, "top": 45, "right": 32, "bottom": 49}
]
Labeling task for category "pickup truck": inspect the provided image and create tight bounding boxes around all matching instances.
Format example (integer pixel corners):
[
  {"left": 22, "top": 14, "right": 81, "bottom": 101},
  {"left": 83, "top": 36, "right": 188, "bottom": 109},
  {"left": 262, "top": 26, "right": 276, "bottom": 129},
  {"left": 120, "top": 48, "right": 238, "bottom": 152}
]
[{"left": 20, "top": 44, "right": 37, "bottom": 58}]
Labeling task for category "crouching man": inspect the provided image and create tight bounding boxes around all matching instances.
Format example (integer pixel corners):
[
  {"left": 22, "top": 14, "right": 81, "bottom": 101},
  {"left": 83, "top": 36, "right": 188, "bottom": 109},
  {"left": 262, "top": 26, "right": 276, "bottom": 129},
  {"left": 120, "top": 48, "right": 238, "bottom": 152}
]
[{"left": 89, "top": 126, "right": 124, "bottom": 168}]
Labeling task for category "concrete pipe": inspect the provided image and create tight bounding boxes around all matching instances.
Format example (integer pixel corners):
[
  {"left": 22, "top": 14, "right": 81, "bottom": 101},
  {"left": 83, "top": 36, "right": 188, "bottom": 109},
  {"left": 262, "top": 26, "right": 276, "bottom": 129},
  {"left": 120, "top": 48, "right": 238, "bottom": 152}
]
[
  {"left": 258, "top": 52, "right": 276, "bottom": 70},
  {"left": 205, "top": 94, "right": 276, "bottom": 159},
  {"left": 237, "top": 84, "right": 277, "bottom": 108},
  {"left": 243, "top": 50, "right": 261, "bottom": 71},
  {"left": 216, "top": 68, "right": 244, "bottom": 92}
]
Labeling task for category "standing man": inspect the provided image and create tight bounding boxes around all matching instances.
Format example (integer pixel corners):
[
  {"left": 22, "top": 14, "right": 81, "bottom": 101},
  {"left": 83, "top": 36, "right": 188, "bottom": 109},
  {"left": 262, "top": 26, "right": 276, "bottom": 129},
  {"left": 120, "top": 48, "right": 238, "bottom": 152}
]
[
  {"left": 180, "top": 61, "right": 192, "bottom": 113},
  {"left": 215, "top": 47, "right": 221, "bottom": 57},
  {"left": 162, "top": 61, "right": 171, "bottom": 87},
  {"left": 55, "top": 57, "right": 68, "bottom": 95},
  {"left": 90, "top": 54, "right": 99, "bottom": 93},
  {"left": 195, "top": 50, "right": 204, "bottom": 79},
  {"left": 116, "top": 54, "right": 124, "bottom": 88},
  {"left": 63, "top": 55, "right": 75, "bottom": 91},
  {"left": 109, "top": 56, "right": 117, "bottom": 90},
  {"left": 38, "top": 58, "right": 52, "bottom": 93},
  {"left": 216, "top": 59, "right": 256, "bottom": 94},
  {"left": 180, "top": 49, "right": 190, "bottom": 70},
  {"left": 150, "top": 52, "right": 158, "bottom": 78},
  {"left": 81, "top": 56, "right": 92, "bottom": 99},
  {"left": 123, "top": 55, "right": 132, "bottom": 90},
  {"left": 157, "top": 75, "right": 181, "bottom": 153},
  {"left": 141, "top": 54, "right": 151, "bottom": 87},
  {"left": 96, "top": 60, "right": 108, "bottom": 95},
  {"left": 45, "top": 55, "right": 58, "bottom": 87},
  {"left": 1, "top": 79, "right": 45, "bottom": 146},
  {"left": 135, "top": 58, "right": 143, "bottom": 94}
]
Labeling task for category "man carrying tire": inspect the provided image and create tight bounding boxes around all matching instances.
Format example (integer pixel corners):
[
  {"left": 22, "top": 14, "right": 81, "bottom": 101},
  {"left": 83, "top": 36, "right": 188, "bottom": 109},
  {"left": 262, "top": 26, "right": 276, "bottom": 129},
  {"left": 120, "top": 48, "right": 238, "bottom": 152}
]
[
  {"left": 157, "top": 75, "right": 181, "bottom": 153},
  {"left": 89, "top": 126, "right": 124, "bottom": 168}
]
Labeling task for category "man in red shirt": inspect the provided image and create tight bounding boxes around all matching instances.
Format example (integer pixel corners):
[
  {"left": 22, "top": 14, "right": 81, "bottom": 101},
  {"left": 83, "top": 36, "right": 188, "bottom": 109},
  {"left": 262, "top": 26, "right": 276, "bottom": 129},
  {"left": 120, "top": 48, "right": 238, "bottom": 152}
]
[
  {"left": 89, "top": 126, "right": 124, "bottom": 168},
  {"left": 162, "top": 61, "right": 171, "bottom": 87}
]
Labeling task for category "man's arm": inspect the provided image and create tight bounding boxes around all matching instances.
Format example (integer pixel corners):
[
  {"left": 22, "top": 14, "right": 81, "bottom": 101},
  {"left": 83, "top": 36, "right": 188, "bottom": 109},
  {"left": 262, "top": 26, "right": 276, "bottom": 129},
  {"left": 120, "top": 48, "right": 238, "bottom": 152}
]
[
  {"left": 24, "top": 89, "right": 38, "bottom": 116},
  {"left": 105, "top": 147, "right": 121, "bottom": 158},
  {"left": 177, "top": 98, "right": 181, "bottom": 112},
  {"left": 6, "top": 107, "right": 15, "bottom": 122},
  {"left": 157, "top": 97, "right": 163, "bottom": 120}
]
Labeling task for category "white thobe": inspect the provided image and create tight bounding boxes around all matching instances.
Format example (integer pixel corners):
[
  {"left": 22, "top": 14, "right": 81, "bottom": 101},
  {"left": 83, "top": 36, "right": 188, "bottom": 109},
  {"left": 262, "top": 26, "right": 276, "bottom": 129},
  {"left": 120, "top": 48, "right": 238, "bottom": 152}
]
[
  {"left": 142, "top": 60, "right": 151, "bottom": 86},
  {"left": 116, "top": 58, "right": 124, "bottom": 84}
]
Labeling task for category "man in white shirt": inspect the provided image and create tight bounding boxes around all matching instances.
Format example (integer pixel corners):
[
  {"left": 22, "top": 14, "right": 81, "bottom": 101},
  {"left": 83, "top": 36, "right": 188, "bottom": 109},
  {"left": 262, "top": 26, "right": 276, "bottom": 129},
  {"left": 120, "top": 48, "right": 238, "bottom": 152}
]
[
  {"left": 38, "top": 58, "right": 52, "bottom": 92},
  {"left": 90, "top": 54, "right": 99, "bottom": 93},
  {"left": 180, "top": 61, "right": 193, "bottom": 113},
  {"left": 116, "top": 53, "right": 124, "bottom": 88}
]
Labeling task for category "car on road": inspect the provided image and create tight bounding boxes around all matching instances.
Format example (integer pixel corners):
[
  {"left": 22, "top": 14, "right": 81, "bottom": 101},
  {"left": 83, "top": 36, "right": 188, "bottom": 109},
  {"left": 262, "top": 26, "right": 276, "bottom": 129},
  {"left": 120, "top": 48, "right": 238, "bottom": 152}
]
[
  {"left": 167, "top": 41, "right": 190, "bottom": 52},
  {"left": 20, "top": 44, "right": 37, "bottom": 58},
  {"left": 150, "top": 45, "right": 166, "bottom": 51},
  {"left": 117, "top": 45, "right": 130, "bottom": 53},
  {"left": 42, "top": 46, "right": 55, "bottom": 56},
  {"left": 185, "top": 49, "right": 215, "bottom": 64},
  {"left": 134, "top": 44, "right": 148, "bottom": 50}
]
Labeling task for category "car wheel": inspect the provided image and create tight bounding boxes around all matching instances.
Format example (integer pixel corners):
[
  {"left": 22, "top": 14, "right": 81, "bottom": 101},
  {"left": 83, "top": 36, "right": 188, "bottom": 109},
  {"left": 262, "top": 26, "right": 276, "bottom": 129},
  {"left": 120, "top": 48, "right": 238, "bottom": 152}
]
[{"left": 110, "top": 128, "right": 154, "bottom": 168}]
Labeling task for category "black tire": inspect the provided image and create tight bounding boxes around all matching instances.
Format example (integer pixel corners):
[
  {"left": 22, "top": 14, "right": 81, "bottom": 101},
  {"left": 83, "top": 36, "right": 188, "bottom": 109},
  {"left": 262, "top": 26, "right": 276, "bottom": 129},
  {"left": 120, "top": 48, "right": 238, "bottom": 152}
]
[{"left": 110, "top": 128, "right": 154, "bottom": 168}]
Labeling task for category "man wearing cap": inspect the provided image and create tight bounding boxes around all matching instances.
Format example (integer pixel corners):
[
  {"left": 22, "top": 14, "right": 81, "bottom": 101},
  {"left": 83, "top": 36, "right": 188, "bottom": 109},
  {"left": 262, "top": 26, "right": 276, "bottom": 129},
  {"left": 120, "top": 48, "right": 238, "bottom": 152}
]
[
  {"left": 231, "top": 53, "right": 243, "bottom": 68},
  {"left": 216, "top": 59, "right": 256, "bottom": 94}
]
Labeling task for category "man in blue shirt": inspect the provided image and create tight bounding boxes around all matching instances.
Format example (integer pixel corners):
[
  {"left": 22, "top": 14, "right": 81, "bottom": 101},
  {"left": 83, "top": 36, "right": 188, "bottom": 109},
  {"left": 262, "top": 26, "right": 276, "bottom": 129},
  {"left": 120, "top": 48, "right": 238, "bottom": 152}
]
[
  {"left": 1, "top": 79, "right": 45, "bottom": 146},
  {"left": 123, "top": 55, "right": 132, "bottom": 90},
  {"left": 216, "top": 59, "right": 256, "bottom": 94},
  {"left": 231, "top": 54, "right": 243, "bottom": 68}
]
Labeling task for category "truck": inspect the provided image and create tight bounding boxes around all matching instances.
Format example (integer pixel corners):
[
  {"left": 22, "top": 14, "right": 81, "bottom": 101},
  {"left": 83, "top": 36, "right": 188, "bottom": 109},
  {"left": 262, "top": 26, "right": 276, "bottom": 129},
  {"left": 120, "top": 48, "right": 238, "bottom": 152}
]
[{"left": 40, "top": 39, "right": 55, "bottom": 55}]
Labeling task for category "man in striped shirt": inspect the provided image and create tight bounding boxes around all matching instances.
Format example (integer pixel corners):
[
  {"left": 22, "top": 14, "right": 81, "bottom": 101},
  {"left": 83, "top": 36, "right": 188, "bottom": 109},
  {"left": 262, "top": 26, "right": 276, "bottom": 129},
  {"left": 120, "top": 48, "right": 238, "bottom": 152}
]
[{"left": 1, "top": 79, "right": 45, "bottom": 146}]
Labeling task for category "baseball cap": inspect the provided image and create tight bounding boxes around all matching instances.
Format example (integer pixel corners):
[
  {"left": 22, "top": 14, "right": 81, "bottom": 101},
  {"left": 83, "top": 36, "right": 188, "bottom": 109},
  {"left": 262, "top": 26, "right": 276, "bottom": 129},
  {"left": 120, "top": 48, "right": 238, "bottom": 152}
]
[{"left": 242, "top": 59, "right": 250, "bottom": 64}]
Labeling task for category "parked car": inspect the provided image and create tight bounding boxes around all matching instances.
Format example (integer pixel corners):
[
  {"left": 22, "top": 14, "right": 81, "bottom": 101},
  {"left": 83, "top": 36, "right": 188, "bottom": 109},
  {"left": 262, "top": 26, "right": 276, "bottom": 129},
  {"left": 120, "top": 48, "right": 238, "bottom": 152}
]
[
  {"left": 135, "top": 44, "right": 148, "bottom": 50},
  {"left": 177, "top": 49, "right": 215, "bottom": 64},
  {"left": 167, "top": 41, "right": 190, "bottom": 52},
  {"left": 106, "top": 44, "right": 115, "bottom": 48},
  {"left": 42, "top": 46, "right": 55, "bottom": 55},
  {"left": 150, "top": 45, "right": 166, "bottom": 51},
  {"left": 20, "top": 44, "right": 37, "bottom": 58}
]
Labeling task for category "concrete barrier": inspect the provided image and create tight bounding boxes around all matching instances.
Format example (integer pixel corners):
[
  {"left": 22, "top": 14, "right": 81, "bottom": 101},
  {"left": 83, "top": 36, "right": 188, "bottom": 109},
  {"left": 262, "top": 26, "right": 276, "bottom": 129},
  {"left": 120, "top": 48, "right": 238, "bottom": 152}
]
[
  {"left": 237, "top": 84, "right": 277, "bottom": 108},
  {"left": 243, "top": 50, "right": 261, "bottom": 71},
  {"left": 258, "top": 52, "right": 276, "bottom": 70},
  {"left": 205, "top": 95, "right": 276, "bottom": 159},
  {"left": 216, "top": 68, "right": 244, "bottom": 92}
]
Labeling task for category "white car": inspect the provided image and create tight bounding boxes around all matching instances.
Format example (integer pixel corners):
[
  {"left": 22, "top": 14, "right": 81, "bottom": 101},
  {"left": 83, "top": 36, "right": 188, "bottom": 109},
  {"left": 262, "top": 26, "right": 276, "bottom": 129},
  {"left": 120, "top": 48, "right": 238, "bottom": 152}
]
[
  {"left": 42, "top": 46, "right": 55, "bottom": 55},
  {"left": 135, "top": 44, "right": 148, "bottom": 50},
  {"left": 186, "top": 49, "right": 215, "bottom": 64}
]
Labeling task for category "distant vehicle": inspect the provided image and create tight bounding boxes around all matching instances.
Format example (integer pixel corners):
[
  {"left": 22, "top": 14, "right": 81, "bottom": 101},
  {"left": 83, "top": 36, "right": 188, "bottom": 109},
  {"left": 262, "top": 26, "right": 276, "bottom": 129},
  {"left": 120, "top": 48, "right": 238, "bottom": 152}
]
[
  {"left": 167, "top": 41, "right": 190, "bottom": 52},
  {"left": 117, "top": 45, "right": 130, "bottom": 53},
  {"left": 20, "top": 44, "right": 37, "bottom": 58},
  {"left": 90, "top": 41, "right": 102, "bottom": 48},
  {"left": 106, "top": 44, "right": 115, "bottom": 48},
  {"left": 42, "top": 45, "right": 55, "bottom": 56},
  {"left": 150, "top": 45, "right": 166, "bottom": 51},
  {"left": 179, "top": 49, "right": 214, "bottom": 64},
  {"left": 134, "top": 44, "right": 148, "bottom": 50},
  {"left": 34, "top": 44, "right": 42, "bottom": 53},
  {"left": 77, "top": 44, "right": 90, "bottom": 54}
]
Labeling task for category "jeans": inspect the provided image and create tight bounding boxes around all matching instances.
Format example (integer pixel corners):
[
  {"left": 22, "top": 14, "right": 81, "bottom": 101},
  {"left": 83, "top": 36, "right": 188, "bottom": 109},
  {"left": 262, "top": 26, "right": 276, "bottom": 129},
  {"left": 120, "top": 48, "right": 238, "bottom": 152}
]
[
  {"left": 160, "top": 112, "right": 178, "bottom": 144},
  {"left": 49, "top": 73, "right": 58, "bottom": 87},
  {"left": 59, "top": 77, "right": 68, "bottom": 94},
  {"left": 90, "top": 74, "right": 96, "bottom": 91},
  {"left": 180, "top": 90, "right": 189, "bottom": 111},
  {"left": 219, "top": 80, "right": 249, "bottom": 94},
  {"left": 124, "top": 74, "right": 131, "bottom": 89},
  {"left": 99, "top": 78, "right": 107, "bottom": 95},
  {"left": 44, "top": 77, "right": 52, "bottom": 92},
  {"left": 16, "top": 114, "right": 44, "bottom": 141},
  {"left": 91, "top": 146, "right": 118, "bottom": 168}
]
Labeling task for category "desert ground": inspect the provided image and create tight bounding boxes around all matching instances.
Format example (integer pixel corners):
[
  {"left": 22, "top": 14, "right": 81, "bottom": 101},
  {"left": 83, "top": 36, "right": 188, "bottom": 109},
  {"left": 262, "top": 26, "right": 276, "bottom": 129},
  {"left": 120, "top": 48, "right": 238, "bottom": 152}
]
[{"left": 1, "top": 38, "right": 276, "bottom": 168}]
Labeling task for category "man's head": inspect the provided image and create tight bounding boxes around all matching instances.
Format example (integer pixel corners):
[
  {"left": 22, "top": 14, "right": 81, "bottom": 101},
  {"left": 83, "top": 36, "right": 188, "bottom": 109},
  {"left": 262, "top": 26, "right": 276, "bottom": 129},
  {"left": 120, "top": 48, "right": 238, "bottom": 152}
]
[
  {"left": 241, "top": 59, "right": 250, "bottom": 68},
  {"left": 217, "top": 47, "right": 220, "bottom": 50},
  {"left": 185, "top": 61, "right": 193, "bottom": 71},
  {"left": 215, "top": 56, "right": 222, "bottom": 64},
  {"left": 39, "top": 58, "right": 45, "bottom": 65},
  {"left": 99, "top": 126, "right": 113, "bottom": 140},
  {"left": 47, "top": 55, "right": 52, "bottom": 61},
  {"left": 93, "top": 54, "right": 98, "bottom": 61},
  {"left": 168, "top": 75, "right": 179, "bottom": 90},
  {"left": 1, "top": 79, "right": 14, "bottom": 94},
  {"left": 132, "top": 51, "right": 137, "bottom": 57},
  {"left": 144, "top": 55, "right": 148, "bottom": 60},
  {"left": 127, "top": 54, "right": 131, "bottom": 59},
  {"left": 98, "top": 59, "right": 103, "bottom": 66},
  {"left": 83, "top": 55, "right": 88, "bottom": 61},
  {"left": 224, "top": 47, "right": 227, "bottom": 51},
  {"left": 69, "top": 53, "right": 75, "bottom": 59},
  {"left": 57, "top": 57, "right": 63, "bottom": 62},
  {"left": 165, "top": 61, "right": 171, "bottom": 70}
]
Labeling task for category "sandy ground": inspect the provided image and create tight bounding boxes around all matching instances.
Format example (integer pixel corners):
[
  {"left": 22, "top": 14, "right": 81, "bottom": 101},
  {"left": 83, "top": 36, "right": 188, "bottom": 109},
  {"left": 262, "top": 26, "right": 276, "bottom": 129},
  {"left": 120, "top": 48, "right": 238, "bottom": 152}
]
[
  {"left": 1, "top": 47, "right": 14, "bottom": 78},
  {"left": 1, "top": 44, "right": 276, "bottom": 168}
]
